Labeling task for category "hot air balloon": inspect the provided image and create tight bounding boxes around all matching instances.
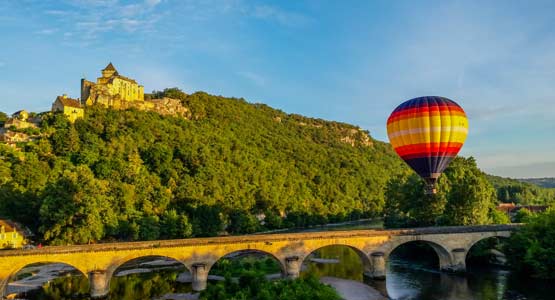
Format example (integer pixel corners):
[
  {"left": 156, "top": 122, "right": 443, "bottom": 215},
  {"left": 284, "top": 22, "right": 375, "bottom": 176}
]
[{"left": 386, "top": 96, "right": 468, "bottom": 194}]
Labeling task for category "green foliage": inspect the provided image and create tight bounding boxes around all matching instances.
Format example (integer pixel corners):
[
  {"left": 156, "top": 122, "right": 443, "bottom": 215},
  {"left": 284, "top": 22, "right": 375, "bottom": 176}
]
[
  {"left": 0, "top": 111, "right": 7, "bottom": 124},
  {"left": 0, "top": 91, "right": 408, "bottom": 244},
  {"left": 210, "top": 256, "right": 282, "bottom": 277},
  {"left": 383, "top": 174, "right": 447, "bottom": 228},
  {"left": 504, "top": 209, "right": 555, "bottom": 279},
  {"left": 385, "top": 157, "right": 503, "bottom": 228},
  {"left": 39, "top": 165, "right": 117, "bottom": 245},
  {"left": 200, "top": 272, "right": 341, "bottom": 300},
  {"left": 487, "top": 175, "right": 555, "bottom": 205},
  {"left": 160, "top": 209, "right": 193, "bottom": 239},
  {"left": 513, "top": 208, "right": 534, "bottom": 223}
]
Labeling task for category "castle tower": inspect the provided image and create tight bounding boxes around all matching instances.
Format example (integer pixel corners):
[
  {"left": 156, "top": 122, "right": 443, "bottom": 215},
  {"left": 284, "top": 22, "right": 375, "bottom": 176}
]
[{"left": 101, "top": 62, "right": 118, "bottom": 78}]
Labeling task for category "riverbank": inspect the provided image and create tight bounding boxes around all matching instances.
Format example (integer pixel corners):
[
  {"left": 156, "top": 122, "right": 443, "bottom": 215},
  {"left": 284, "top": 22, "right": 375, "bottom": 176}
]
[{"left": 321, "top": 277, "right": 387, "bottom": 300}]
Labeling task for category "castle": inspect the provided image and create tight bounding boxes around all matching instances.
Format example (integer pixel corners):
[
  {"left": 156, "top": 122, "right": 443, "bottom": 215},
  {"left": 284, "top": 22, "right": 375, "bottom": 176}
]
[
  {"left": 81, "top": 62, "right": 145, "bottom": 107},
  {"left": 50, "top": 63, "right": 188, "bottom": 122}
]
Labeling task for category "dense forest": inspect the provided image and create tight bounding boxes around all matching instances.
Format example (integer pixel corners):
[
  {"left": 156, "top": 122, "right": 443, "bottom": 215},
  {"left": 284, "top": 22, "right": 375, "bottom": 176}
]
[
  {"left": 0, "top": 89, "right": 409, "bottom": 245},
  {"left": 0, "top": 88, "right": 553, "bottom": 245}
]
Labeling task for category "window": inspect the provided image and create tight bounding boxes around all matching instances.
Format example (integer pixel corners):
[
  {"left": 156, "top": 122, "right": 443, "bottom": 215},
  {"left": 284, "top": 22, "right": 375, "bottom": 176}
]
[{"left": 12, "top": 233, "right": 17, "bottom": 239}]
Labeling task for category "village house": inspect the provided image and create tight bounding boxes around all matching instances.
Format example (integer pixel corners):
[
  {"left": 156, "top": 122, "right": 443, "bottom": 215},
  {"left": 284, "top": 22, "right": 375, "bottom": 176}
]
[
  {"left": 51, "top": 94, "right": 85, "bottom": 123},
  {"left": 0, "top": 220, "right": 25, "bottom": 249}
]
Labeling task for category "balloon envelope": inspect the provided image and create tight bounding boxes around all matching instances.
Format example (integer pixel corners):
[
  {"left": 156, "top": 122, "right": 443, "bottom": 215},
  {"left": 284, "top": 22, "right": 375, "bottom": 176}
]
[{"left": 386, "top": 96, "right": 468, "bottom": 186}]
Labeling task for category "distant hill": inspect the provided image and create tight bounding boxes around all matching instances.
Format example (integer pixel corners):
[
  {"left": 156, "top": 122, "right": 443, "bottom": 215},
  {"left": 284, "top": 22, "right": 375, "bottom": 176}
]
[
  {"left": 487, "top": 175, "right": 555, "bottom": 205},
  {"left": 519, "top": 178, "right": 555, "bottom": 188}
]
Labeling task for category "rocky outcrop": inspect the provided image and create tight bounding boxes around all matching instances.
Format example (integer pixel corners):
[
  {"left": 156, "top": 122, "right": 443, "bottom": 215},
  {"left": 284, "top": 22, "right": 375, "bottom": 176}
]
[
  {"left": 340, "top": 128, "right": 373, "bottom": 147},
  {"left": 148, "top": 98, "right": 190, "bottom": 118}
]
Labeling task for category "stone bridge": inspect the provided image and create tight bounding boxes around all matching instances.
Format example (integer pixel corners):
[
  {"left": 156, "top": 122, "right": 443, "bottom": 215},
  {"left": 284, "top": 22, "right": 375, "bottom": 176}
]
[{"left": 0, "top": 224, "right": 518, "bottom": 298}]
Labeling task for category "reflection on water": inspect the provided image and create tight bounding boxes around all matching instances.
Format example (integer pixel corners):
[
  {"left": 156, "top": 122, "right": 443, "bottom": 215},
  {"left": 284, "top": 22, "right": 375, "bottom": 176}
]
[
  {"left": 302, "top": 246, "right": 364, "bottom": 281},
  {"left": 16, "top": 269, "right": 192, "bottom": 300},
  {"left": 302, "top": 245, "right": 554, "bottom": 300}
]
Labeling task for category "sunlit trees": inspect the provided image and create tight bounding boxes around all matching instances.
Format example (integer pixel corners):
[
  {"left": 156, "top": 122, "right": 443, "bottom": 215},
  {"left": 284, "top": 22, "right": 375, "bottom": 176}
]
[
  {"left": 39, "top": 165, "right": 117, "bottom": 245},
  {"left": 505, "top": 209, "right": 555, "bottom": 279},
  {"left": 384, "top": 157, "right": 504, "bottom": 228}
]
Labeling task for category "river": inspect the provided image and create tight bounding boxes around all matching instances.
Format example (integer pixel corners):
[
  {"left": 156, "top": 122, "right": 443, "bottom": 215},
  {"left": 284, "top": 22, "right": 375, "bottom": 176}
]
[{"left": 8, "top": 220, "right": 555, "bottom": 300}]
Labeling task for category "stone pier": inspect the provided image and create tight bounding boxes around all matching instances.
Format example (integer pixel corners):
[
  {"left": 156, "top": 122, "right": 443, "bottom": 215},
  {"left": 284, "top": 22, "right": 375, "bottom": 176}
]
[
  {"left": 191, "top": 263, "right": 208, "bottom": 291},
  {"left": 370, "top": 252, "right": 386, "bottom": 280},
  {"left": 285, "top": 256, "right": 302, "bottom": 279},
  {"left": 89, "top": 270, "right": 110, "bottom": 299}
]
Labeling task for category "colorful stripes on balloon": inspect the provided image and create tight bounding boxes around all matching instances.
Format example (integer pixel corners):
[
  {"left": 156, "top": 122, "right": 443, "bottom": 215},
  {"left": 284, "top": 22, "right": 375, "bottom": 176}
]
[{"left": 386, "top": 96, "right": 468, "bottom": 183}]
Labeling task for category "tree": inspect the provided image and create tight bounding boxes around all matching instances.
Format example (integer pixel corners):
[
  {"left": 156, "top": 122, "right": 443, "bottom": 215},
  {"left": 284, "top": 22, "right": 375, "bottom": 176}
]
[
  {"left": 139, "top": 215, "right": 160, "bottom": 241},
  {"left": 384, "top": 174, "right": 447, "bottom": 228},
  {"left": 227, "top": 210, "right": 260, "bottom": 234},
  {"left": 0, "top": 111, "right": 7, "bottom": 125},
  {"left": 160, "top": 209, "right": 193, "bottom": 239},
  {"left": 438, "top": 157, "right": 498, "bottom": 226},
  {"left": 505, "top": 209, "right": 555, "bottom": 279},
  {"left": 39, "top": 165, "right": 117, "bottom": 245},
  {"left": 513, "top": 208, "right": 533, "bottom": 223},
  {"left": 191, "top": 205, "right": 224, "bottom": 237},
  {"left": 384, "top": 157, "right": 501, "bottom": 228}
]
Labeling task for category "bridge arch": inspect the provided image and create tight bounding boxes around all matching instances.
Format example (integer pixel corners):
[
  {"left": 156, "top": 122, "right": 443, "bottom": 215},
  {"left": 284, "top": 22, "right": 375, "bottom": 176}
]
[
  {"left": 465, "top": 231, "right": 512, "bottom": 256},
  {"left": 108, "top": 254, "right": 190, "bottom": 281},
  {"left": 6, "top": 261, "right": 90, "bottom": 298},
  {"left": 207, "top": 249, "right": 287, "bottom": 276},
  {"left": 300, "top": 244, "right": 373, "bottom": 279},
  {"left": 382, "top": 238, "right": 452, "bottom": 270},
  {"left": 465, "top": 234, "right": 510, "bottom": 267},
  {"left": 8, "top": 260, "right": 89, "bottom": 282}
]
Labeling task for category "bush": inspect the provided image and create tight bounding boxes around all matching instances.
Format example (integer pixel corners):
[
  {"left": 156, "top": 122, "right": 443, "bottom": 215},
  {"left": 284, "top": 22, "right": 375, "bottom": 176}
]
[{"left": 505, "top": 209, "right": 555, "bottom": 279}]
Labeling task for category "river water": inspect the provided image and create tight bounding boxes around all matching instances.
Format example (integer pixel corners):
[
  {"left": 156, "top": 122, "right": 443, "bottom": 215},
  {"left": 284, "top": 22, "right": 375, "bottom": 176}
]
[{"left": 10, "top": 220, "right": 555, "bottom": 300}]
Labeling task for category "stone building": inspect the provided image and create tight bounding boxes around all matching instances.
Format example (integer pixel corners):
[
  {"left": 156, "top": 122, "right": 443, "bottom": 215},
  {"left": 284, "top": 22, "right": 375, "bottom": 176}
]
[
  {"left": 0, "top": 220, "right": 25, "bottom": 249},
  {"left": 11, "top": 110, "right": 29, "bottom": 121},
  {"left": 52, "top": 95, "right": 84, "bottom": 123},
  {"left": 81, "top": 62, "right": 145, "bottom": 108}
]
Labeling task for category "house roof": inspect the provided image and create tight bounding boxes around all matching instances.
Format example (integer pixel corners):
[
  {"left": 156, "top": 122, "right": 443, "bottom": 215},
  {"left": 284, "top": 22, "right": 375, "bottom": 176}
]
[
  {"left": 12, "top": 110, "right": 28, "bottom": 117},
  {"left": 56, "top": 96, "right": 82, "bottom": 108},
  {"left": 0, "top": 219, "right": 19, "bottom": 232},
  {"left": 103, "top": 62, "right": 116, "bottom": 71}
]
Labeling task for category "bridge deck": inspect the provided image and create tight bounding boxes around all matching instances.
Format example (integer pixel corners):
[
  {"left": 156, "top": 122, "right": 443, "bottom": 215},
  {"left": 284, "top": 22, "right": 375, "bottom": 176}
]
[{"left": 0, "top": 224, "right": 520, "bottom": 257}]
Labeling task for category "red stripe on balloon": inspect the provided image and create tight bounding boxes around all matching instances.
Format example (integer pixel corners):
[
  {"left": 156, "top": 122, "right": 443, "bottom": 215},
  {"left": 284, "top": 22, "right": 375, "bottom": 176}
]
[{"left": 393, "top": 143, "right": 463, "bottom": 156}]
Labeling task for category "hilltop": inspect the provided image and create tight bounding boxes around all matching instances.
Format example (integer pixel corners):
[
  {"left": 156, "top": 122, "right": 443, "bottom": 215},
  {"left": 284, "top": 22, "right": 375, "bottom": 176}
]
[{"left": 0, "top": 89, "right": 408, "bottom": 245}]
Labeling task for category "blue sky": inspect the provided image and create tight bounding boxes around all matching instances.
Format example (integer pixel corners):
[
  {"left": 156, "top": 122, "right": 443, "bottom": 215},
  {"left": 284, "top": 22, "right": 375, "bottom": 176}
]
[{"left": 1, "top": 0, "right": 555, "bottom": 178}]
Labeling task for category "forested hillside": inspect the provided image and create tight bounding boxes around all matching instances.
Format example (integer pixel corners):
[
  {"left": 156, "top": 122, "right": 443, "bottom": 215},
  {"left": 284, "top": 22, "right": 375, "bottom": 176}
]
[
  {"left": 0, "top": 90, "right": 409, "bottom": 245},
  {"left": 1, "top": 89, "right": 553, "bottom": 245}
]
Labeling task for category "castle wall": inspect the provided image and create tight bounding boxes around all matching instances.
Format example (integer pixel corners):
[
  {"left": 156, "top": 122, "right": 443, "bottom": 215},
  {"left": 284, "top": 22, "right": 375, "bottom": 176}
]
[{"left": 81, "top": 79, "right": 95, "bottom": 105}]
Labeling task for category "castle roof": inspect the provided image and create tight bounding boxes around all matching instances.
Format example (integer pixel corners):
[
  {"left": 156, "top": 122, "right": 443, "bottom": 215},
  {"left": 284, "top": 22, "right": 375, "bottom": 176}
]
[
  {"left": 103, "top": 62, "right": 116, "bottom": 71},
  {"left": 109, "top": 74, "right": 138, "bottom": 84},
  {"left": 56, "top": 96, "right": 82, "bottom": 108}
]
